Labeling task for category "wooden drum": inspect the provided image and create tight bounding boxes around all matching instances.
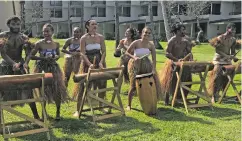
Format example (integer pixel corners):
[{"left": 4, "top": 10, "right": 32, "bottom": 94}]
[
  {"left": 135, "top": 73, "right": 157, "bottom": 115},
  {"left": 173, "top": 61, "right": 214, "bottom": 73},
  {"left": 0, "top": 73, "right": 53, "bottom": 91},
  {"left": 222, "top": 62, "right": 241, "bottom": 75}
]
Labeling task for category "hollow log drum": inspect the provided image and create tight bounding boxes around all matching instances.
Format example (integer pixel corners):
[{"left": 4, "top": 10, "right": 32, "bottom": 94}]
[
  {"left": 0, "top": 73, "right": 53, "bottom": 90},
  {"left": 135, "top": 73, "right": 157, "bottom": 115}
]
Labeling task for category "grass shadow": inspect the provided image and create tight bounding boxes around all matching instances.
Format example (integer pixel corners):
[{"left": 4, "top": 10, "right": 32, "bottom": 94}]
[
  {"left": 153, "top": 107, "right": 214, "bottom": 125},
  {"left": 197, "top": 106, "right": 241, "bottom": 118},
  {"left": 45, "top": 115, "right": 160, "bottom": 140},
  {"left": 129, "top": 106, "right": 213, "bottom": 125}
]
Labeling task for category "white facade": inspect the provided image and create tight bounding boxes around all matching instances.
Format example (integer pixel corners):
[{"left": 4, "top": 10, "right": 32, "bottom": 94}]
[
  {"left": 0, "top": 1, "right": 21, "bottom": 32},
  {"left": 1, "top": 1, "right": 240, "bottom": 40}
]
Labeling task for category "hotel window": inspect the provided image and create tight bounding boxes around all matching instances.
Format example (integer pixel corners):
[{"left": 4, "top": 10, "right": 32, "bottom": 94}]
[
  {"left": 50, "top": 1, "right": 62, "bottom": 6},
  {"left": 95, "top": 7, "right": 106, "bottom": 17},
  {"left": 51, "top": 8, "right": 62, "bottom": 18},
  {"left": 71, "top": 8, "right": 82, "bottom": 17},
  {"left": 152, "top": 6, "right": 158, "bottom": 16}
]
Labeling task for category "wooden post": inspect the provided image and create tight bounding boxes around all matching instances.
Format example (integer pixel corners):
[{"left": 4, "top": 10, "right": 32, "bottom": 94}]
[{"left": 0, "top": 74, "right": 51, "bottom": 140}]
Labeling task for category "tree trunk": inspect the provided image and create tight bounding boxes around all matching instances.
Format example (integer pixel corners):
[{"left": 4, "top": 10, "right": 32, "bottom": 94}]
[
  {"left": 20, "top": 1, "right": 25, "bottom": 31},
  {"left": 80, "top": 1, "right": 85, "bottom": 35},
  {"left": 196, "top": 17, "right": 203, "bottom": 44},
  {"left": 67, "top": 2, "right": 71, "bottom": 37},
  {"left": 160, "top": 1, "right": 172, "bottom": 41},
  {"left": 149, "top": 2, "right": 163, "bottom": 49},
  {"left": 115, "top": 1, "right": 120, "bottom": 48},
  {"left": 12, "top": 1, "right": 16, "bottom": 15}
]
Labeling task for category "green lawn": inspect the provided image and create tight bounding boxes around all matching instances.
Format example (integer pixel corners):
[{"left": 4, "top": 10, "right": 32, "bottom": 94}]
[{"left": 0, "top": 39, "right": 241, "bottom": 141}]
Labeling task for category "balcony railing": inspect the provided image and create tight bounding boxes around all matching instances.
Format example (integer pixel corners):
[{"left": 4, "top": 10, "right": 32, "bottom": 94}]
[
  {"left": 211, "top": 12, "right": 221, "bottom": 15},
  {"left": 50, "top": 1, "right": 62, "bottom": 6},
  {"left": 70, "top": 1, "right": 83, "bottom": 6},
  {"left": 229, "top": 12, "right": 241, "bottom": 15},
  {"left": 140, "top": 1, "right": 158, "bottom": 5},
  {"left": 119, "top": 1, "right": 131, "bottom": 5},
  {"left": 91, "top": 14, "right": 106, "bottom": 17},
  {"left": 91, "top": 1, "right": 106, "bottom": 6},
  {"left": 138, "top": 13, "right": 148, "bottom": 17}
]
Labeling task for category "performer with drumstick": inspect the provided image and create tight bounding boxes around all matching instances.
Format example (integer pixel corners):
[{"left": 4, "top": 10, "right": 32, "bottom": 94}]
[
  {"left": 159, "top": 22, "right": 193, "bottom": 105},
  {"left": 0, "top": 16, "right": 40, "bottom": 119},
  {"left": 25, "top": 23, "right": 68, "bottom": 120},
  {"left": 208, "top": 23, "right": 239, "bottom": 102},
  {"left": 125, "top": 26, "right": 161, "bottom": 111},
  {"left": 73, "top": 19, "right": 107, "bottom": 117},
  {"left": 114, "top": 28, "right": 136, "bottom": 83},
  {"left": 62, "top": 27, "right": 82, "bottom": 87}
]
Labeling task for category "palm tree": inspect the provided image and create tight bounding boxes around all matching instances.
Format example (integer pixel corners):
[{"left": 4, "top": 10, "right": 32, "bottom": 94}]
[
  {"left": 149, "top": 1, "right": 162, "bottom": 49},
  {"left": 160, "top": 1, "right": 172, "bottom": 41},
  {"left": 12, "top": 1, "right": 16, "bottom": 15},
  {"left": 67, "top": 1, "right": 71, "bottom": 37},
  {"left": 80, "top": 1, "right": 84, "bottom": 35},
  {"left": 115, "top": 1, "right": 120, "bottom": 48}
]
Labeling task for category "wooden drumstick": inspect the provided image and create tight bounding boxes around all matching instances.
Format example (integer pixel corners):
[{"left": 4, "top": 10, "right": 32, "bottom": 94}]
[
  {"left": 139, "top": 53, "right": 150, "bottom": 59},
  {"left": 93, "top": 56, "right": 96, "bottom": 68},
  {"left": 182, "top": 53, "right": 192, "bottom": 61}
]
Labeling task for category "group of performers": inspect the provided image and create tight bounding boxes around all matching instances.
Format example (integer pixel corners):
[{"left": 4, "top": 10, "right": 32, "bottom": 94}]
[{"left": 0, "top": 16, "right": 240, "bottom": 120}]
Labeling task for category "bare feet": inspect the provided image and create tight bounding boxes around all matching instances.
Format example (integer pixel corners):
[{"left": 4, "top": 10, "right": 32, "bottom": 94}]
[
  {"left": 55, "top": 116, "right": 61, "bottom": 121},
  {"left": 126, "top": 106, "right": 131, "bottom": 111},
  {"left": 73, "top": 111, "right": 79, "bottom": 117}
]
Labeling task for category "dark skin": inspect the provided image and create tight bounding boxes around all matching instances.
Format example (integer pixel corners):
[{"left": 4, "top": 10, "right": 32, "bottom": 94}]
[
  {"left": 0, "top": 19, "right": 40, "bottom": 119},
  {"left": 166, "top": 27, "right": 192, "bottom": 62},
  {"left": 61, "top": 27, "right": 82, "bottom": 86},
  {"left": 117, "top": 28, "right": 134, "bottom": 51},
  {"left": 25, "top": 26, "right": 61, "bottom": 120},
  {"left": 61, "top": 27, "right": 82, "bottom": 55},
  {"left": 214, "top": 27, "right": 238, "bottom": 61}
]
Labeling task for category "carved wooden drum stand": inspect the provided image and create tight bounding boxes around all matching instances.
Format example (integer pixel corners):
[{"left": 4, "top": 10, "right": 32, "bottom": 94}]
[
  {"left": 0, "top": 73, "right": 53, "bottom": 141},
  {"left": 218, "top": 62, "right": 241, "bottom": 104},
  {"left": 171, "top": 61, "right": 214, "bottom": 113},
  {"left": 73, "top": 67, "right": 125, "bottom": 123}
]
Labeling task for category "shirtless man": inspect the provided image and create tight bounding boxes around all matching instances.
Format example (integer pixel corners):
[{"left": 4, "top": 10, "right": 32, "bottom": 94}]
[
  {"left": 208, "top": 23, "right": 238, "bottom": 102},
  {"left": 165, "top": 22, "right": 192, "bottom": 103},
  {"left": 0, "top": 16, "right": 40, "bottom": 119},
  {"left": 62, "top": 27, "right": 82, "bottom": 87}
]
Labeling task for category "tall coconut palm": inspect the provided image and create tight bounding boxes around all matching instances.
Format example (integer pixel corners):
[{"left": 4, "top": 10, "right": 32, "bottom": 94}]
[
  {"left": 115, "top": 1, "right": 120, "bottom": 48},
  {"left": 67, "top": 1, "right": 71, "bottom": 37},
  {"left": 149, "top": 1, "right": 162, "bottom": 49},
  {"left": 12, "top": 1, "right": 16, "bottom": 15},
  {"left": 160, "top": 1, "right": 172, "bottom": 41},
  {"left": 80, "top": 1, "right": 84, "bottom": 35}
]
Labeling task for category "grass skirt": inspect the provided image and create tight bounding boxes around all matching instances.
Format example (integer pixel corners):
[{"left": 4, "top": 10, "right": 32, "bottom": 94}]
[
  {"left": 207, "top": 64, "right": 229, "bottom": 98},
  {"left": 118, "top": 54, "right": 131, "bottom": 83},
  {"left": 63, "top": 55, "right": 81, "bottom": 75},
  {"left": 128, "top": 57, "right": 163, "bottom": 100},
  {"left": 159, "top": 59, "right": 192, "bottom": 99},
  {"left": 34, "top": 60, "right": 68, "bottom": 103},
  {"left": 63, "top": 55, "right": 81, "bottom": 86}
]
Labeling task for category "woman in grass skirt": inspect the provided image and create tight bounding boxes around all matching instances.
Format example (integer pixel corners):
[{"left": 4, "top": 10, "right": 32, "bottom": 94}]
[
  {"left": 125, "top": 26, "right": 162, "bottom": 111},
  {"left": 73, "top": 19, "right": 107, "bottom": 117},
  {"left": 114, "top": 28, "right": 137, "bottom": 83},
  {"left": 26, "top": 23, "right": 68, "bottom": 120},
  {"left": 62, "top": 27, "right": 82, "bottom": 87}
]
